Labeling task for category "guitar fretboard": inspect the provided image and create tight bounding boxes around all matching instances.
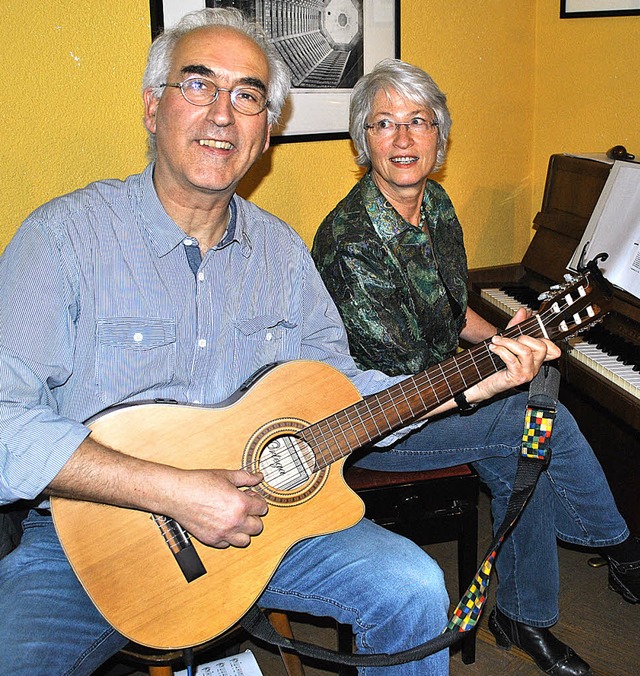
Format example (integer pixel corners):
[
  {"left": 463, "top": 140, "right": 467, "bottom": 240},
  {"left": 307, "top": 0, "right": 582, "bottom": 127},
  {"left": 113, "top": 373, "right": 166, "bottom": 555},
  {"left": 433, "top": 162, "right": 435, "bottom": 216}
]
[{"left": 299, "top": 319, "right": 540, "bottom": 469}]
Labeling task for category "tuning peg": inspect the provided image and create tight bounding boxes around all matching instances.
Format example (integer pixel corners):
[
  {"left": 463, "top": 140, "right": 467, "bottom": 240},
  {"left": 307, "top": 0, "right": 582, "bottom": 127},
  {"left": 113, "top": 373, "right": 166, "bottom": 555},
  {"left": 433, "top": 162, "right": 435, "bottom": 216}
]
[{"left": 575, "top": 316, "right": 605, "bottom": 335}]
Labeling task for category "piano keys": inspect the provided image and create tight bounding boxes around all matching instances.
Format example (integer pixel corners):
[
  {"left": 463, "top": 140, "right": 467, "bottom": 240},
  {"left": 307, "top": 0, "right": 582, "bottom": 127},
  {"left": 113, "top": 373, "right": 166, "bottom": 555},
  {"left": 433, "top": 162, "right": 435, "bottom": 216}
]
[
  {"left": 468, "top": 154, "right": 640, "bottom": 531},
  {"left": 480, "top": 285, "right": 640, "bottom": 400},
  {"left": 569, "top": 335, "right": 640, "bottom": 400}
]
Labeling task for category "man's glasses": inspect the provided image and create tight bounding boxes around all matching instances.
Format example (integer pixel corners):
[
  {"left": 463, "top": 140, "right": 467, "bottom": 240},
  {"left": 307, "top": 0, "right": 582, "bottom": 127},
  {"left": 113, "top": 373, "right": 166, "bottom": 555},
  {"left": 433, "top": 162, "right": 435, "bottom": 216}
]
[
  {"left": 364, "top": 117, "right": 439, "bottom": 138},
  {"left": 160, "top": 76, "right": 269, "bottom": 116}
]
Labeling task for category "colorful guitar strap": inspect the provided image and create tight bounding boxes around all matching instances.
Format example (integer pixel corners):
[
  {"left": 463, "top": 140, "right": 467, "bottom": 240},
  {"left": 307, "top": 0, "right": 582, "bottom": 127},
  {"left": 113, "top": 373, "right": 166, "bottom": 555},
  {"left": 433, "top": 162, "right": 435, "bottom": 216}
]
[{"left": 448, "top": 363, "right": 560, "bottom": 632}]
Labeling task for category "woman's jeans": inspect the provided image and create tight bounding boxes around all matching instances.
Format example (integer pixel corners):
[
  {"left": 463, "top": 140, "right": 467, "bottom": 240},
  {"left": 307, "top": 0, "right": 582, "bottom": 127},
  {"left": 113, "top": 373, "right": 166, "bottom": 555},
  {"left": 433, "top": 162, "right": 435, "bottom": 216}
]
[
  {"left": 357, "top": 390, "right": 629, "bottom": 627},
  {"left": 0, "top": 512, "right": 449, "bottom": 675}
]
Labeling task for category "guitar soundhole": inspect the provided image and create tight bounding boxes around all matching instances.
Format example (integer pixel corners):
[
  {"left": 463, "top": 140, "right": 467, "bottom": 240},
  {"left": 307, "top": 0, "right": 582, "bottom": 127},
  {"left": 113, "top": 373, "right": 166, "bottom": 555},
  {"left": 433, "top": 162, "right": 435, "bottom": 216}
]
[
  {"left": 245, "top": 418, "right": 328, "bottom": 506},
  {"left": 260, "top": 435, "right": 315, "bottom": 491}
]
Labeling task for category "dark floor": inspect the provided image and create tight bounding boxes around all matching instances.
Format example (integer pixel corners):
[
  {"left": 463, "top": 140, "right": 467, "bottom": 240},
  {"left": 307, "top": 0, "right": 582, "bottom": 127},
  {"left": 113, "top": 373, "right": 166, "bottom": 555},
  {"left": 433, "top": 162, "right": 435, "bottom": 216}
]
[{"left": 104, "top": 491, "right": 640, "bottom": 676}]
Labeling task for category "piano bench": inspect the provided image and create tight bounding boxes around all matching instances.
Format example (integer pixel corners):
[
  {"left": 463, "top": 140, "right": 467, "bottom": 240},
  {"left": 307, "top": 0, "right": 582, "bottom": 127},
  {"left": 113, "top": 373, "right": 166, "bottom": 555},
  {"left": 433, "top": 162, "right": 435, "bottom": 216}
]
[{"left": 336, "top": 463, "right": 480, "bottom": 671}]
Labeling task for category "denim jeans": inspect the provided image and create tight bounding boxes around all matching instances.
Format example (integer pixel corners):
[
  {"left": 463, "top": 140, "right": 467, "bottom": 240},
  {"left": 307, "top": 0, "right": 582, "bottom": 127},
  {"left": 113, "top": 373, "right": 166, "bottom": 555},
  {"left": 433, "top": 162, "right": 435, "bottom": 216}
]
[
  {"left": 0, "top": 512, "right": 449, "bottom": 675},
  {"left": 356, "top": 390, "right": 629, "bottom": 627}
]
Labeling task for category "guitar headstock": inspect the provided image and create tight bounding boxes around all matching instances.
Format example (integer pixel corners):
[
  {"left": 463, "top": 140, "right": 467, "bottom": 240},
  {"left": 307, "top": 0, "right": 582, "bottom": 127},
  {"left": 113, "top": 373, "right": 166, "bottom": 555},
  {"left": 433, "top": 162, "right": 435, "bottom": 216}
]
[{"left": 537, "top": 259, "right": 614, "bottom": 342}]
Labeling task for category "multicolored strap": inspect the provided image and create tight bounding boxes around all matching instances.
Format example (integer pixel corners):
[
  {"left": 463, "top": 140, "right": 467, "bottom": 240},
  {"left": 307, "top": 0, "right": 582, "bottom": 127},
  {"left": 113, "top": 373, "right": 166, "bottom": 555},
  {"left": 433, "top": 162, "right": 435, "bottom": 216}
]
[{"left": 447, "top": 389, "right": 557, "bottom": 633}]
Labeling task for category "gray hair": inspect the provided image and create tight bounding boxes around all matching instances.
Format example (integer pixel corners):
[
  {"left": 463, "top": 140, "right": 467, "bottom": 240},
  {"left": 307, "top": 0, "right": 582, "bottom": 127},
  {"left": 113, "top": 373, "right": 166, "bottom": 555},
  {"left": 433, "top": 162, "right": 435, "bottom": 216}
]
[
  {"left": 350, "top": 59, "right": 451, "bottom": 171},
  {"left": 143, "top": 8, "right": 291, "bottom": 158}
]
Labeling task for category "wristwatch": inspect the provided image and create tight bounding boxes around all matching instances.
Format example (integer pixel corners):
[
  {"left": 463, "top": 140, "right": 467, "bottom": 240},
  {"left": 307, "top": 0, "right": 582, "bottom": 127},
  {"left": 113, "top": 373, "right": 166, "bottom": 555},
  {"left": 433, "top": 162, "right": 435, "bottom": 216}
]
[{"left": 454, "top": 390, "right": 478, "bottom": 415}]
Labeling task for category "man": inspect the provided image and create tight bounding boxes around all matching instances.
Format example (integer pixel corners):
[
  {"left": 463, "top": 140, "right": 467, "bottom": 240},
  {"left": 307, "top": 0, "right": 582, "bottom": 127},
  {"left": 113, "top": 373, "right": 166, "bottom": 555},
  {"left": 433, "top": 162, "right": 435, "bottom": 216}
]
[
  {"left": 0, "top": 10, "right": 559, "bottom": 675},
  {"left": 312, "top": 59, "right": 640, "bottom": 676}
]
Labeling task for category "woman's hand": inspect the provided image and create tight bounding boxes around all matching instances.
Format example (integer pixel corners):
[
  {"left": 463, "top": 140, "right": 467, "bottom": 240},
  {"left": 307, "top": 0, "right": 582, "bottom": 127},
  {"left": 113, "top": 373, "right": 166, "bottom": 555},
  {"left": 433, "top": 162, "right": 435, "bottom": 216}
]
[{"left": 469, "top": 307, "right": 560, "bottom": 402}]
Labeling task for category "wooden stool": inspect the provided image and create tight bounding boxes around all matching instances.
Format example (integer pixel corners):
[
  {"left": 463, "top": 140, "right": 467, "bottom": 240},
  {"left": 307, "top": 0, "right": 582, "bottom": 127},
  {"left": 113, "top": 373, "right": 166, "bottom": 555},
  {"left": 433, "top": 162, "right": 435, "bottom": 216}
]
[{"left": 337, "top": 464, "right": 479, "bottom": 669}]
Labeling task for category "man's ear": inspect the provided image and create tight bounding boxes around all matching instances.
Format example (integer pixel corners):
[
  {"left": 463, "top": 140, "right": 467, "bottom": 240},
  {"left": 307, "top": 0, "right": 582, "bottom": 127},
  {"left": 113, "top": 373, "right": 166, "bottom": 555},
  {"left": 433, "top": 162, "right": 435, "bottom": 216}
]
[
  {"left": 262, "top": 124, "right": 272, "bottom": 154},
  {"left": 143, "top": 88, "right": 159, "bottom": 134}
]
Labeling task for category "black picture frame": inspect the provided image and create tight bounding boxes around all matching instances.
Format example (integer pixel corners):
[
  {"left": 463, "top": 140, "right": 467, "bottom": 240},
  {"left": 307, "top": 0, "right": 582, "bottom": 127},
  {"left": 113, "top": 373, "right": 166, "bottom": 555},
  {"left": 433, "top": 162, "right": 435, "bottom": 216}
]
[
  {"left": 148, "top": 0, "right": 400, "bottom": 143},
  {"left": 560, "top": 0, "right": 640, "bottom": 18}
]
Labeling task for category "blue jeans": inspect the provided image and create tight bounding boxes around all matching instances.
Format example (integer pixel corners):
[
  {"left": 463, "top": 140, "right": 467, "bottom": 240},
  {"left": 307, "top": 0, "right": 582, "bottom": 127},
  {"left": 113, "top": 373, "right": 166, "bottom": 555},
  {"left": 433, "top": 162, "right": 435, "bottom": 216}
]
[
  {"left": 0, "top": 512, "right": 449, "bottom": 675},
  {"left": 356, "top": 390, "right": 629, "bottom": 627}
]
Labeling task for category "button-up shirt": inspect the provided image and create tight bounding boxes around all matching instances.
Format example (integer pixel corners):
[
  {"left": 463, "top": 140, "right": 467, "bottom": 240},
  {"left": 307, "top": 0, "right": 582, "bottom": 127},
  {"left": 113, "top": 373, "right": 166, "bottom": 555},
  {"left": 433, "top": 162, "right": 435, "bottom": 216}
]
[
  {"left": 312, "top": 172, "right": 468, "bottom": 377},
  {"left": 0, "top": 164, "right": 399, "bottom": 504}
]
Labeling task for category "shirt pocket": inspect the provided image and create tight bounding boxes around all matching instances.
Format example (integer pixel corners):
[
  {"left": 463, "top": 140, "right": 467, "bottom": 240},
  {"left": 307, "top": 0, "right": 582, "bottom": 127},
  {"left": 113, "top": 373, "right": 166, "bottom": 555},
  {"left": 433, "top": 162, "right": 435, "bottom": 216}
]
[
  {"left": 95, "top": 317, "right": 176, "bottom": 405},
  {"left": 232, "top": 315, "right": 297, "bottom": 378}
]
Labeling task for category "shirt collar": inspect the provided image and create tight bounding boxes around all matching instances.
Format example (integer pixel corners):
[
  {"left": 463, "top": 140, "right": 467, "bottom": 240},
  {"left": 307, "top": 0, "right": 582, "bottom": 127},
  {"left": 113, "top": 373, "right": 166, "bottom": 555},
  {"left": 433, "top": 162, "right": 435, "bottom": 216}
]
[
  {"left": 360, "top": 172, "right": 426, "bottom": 243},
  {"left": 134, "top": 164, "right": 247, "bottom": 257}
]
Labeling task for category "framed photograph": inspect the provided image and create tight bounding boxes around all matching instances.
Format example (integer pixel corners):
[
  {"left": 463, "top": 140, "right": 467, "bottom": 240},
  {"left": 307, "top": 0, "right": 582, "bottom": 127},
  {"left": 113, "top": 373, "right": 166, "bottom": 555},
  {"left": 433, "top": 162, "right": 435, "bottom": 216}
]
[
  {"left": 560, "top": 0, "right": 640, "bottom": 17},
  {"left": 149, "top": 0, "right": 400, "bottom": 143}
]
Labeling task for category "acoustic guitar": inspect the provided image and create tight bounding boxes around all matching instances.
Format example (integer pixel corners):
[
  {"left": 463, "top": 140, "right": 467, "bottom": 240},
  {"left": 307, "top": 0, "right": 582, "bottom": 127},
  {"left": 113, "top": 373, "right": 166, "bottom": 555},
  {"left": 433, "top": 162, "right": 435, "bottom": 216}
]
[{"left": 51, "top": 264, "right": 612, "bottom": 649}]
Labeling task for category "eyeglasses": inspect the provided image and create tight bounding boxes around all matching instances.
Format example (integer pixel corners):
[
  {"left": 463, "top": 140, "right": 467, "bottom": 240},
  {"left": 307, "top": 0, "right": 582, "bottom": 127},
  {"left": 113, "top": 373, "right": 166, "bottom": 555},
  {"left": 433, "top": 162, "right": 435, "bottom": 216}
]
[
  {"left": 159, "top": 76, "right": 269, "bottom": 116},
  {"left": 364, "top": 117, "right": 439, "bottom": 137}
]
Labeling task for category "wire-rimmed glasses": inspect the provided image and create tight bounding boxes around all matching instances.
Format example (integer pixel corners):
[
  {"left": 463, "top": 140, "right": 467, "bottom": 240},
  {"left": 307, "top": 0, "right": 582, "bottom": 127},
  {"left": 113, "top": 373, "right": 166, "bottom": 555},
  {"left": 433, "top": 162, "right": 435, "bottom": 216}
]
[
  {"left": 160, "top": 76, "right": 269, "bottom": 116},
  {"left": 364, "top": 117, "right": 439, "bottom": 138}
]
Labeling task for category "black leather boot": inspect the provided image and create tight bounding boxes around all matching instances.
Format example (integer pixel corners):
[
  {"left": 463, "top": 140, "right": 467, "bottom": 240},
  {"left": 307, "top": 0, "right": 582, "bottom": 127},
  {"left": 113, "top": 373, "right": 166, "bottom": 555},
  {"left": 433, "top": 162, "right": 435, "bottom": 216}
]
[{"left": 488, "top": 607, "right": 592, "bottom": 675}]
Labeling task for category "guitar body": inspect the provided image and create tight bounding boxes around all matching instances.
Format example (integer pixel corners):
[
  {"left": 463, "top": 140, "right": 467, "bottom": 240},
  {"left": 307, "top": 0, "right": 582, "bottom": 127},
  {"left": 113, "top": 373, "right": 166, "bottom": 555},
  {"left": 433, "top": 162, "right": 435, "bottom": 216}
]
[{"left": 51, "top": 360, "right": 365, "bottom": 649}]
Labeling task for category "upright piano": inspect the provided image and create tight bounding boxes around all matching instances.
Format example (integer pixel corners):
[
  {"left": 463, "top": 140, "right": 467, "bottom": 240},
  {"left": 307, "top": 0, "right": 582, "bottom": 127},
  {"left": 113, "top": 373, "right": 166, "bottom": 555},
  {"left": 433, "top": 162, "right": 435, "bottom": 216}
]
[{"left": 468, "top": 154, "right": 640, "bottom": 531}]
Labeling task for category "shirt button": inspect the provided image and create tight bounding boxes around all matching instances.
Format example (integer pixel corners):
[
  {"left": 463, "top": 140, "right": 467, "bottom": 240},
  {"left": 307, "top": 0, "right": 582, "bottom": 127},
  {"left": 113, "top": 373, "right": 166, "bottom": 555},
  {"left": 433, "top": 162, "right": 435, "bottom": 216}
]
[
  {"left": 133, "top": 332, "right": 143, "bottom": 342},
  {"left": 184, "top": 238, "right": 195, "bottom": 246},
  {"left": 198, "top": 338, "right": 207, "bottom": 348},
  {"left": 265, "top": 332, "right": 273, "bottom": 341},
  {"left": 197, "top": 272, "right": 205, "bottom": 281}
]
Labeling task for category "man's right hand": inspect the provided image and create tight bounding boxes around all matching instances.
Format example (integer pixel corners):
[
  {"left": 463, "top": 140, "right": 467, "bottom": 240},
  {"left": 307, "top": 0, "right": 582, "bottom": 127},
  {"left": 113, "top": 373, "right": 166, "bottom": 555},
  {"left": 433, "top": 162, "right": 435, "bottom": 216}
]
[
  {"left": 165, "top": 468, "right": 269, "bottom": 549},
  {"left": 48, "top": 438, "right": 269, "bottom": 550}
]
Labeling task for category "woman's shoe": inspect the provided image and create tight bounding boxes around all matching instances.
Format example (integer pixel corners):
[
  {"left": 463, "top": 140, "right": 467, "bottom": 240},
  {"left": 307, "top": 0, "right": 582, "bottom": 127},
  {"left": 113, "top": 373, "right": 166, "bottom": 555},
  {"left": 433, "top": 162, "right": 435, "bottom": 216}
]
[
  {"left": 608, "top": 541, "right": 640, "bottom": 603},
  {"left": 488, "top": 607, "right": 592, "bottom": 675}
]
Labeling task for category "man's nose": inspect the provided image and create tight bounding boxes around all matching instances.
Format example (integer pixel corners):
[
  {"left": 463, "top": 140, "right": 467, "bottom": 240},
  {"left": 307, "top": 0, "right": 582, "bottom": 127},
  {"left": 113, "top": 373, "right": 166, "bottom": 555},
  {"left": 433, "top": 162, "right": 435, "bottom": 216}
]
[{"left": 206, "top": 89, "right": 235, "bottom": 125}]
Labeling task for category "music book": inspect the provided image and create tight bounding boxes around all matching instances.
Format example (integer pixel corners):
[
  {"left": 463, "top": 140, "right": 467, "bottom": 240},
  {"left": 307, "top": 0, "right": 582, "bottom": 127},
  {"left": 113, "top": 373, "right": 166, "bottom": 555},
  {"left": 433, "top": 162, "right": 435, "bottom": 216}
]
[
  {"left": 174, "top": 649, "right": 263, "bottom": 676},
  {"left": 568, "top": 159, "right": 640, "bottom": 300}
]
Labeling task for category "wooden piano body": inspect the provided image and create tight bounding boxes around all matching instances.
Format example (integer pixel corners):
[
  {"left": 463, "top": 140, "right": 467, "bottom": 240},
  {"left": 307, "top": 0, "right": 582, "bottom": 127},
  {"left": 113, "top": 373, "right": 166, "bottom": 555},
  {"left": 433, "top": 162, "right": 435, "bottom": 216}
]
[{"left": 469, "top": 154, "right": 640, "bottom": 531}]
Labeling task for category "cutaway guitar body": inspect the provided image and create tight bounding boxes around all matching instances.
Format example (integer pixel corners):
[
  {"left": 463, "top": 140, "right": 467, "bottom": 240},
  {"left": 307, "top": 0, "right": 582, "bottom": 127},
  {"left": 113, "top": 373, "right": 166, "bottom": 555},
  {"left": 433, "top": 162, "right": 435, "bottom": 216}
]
[{"left": 52, "top": 361, "right": 365, "bottom": 649}]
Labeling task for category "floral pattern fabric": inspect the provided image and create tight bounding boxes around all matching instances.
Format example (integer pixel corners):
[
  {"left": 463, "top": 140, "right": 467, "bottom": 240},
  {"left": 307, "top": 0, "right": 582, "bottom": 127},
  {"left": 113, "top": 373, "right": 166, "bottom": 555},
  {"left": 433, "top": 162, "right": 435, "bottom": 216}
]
[{"left": 312, "top": 172, "right": 468, "bottom": 376}]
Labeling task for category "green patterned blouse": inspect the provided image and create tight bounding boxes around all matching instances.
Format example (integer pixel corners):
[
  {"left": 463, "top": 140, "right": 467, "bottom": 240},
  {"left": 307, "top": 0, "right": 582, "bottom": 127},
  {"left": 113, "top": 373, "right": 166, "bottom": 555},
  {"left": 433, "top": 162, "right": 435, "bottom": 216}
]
[{"left": 311, "top": 172, "right": 468, "bottom": 376}]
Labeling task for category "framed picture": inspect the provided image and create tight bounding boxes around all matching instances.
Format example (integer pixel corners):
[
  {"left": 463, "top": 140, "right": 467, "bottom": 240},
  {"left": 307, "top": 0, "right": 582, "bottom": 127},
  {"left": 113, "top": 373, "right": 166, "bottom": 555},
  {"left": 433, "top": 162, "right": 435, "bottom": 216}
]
[
  {"left": 560, "top": 0, "right": 640, "bottom": 17},
  {"left": 149, "top": 0, "right": 400, "bottom": 143}
]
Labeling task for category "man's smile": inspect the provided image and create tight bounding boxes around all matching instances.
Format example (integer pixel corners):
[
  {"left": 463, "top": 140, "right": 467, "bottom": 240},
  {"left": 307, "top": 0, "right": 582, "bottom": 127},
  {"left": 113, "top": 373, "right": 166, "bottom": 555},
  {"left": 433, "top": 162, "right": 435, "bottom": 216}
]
[{"left": 198, "top": 139, "right": 234, "bottom": 150}]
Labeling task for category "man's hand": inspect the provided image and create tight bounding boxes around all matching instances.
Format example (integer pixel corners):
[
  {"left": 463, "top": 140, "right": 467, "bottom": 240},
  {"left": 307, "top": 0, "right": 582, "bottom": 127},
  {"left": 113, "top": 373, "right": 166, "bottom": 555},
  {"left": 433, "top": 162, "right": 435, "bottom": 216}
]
[
  {"left": 165, "top": 468, "right": 269, "bottom": 549},
  {"left": 48, "top": 439, "right": 269, "bottom": 550},
  {"left": 470, "top": 306, "right": 561, "bottom": 402}
]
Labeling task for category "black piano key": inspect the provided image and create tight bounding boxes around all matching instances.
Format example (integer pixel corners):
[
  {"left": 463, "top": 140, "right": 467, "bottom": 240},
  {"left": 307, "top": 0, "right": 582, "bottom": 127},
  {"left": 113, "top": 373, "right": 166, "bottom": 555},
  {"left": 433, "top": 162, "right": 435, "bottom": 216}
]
[
  {"left": 583, "top": 327, "right": 640, "bottom": 370},
  {"left": 500, "top": 286, "right": 542, "bottom": 310}
]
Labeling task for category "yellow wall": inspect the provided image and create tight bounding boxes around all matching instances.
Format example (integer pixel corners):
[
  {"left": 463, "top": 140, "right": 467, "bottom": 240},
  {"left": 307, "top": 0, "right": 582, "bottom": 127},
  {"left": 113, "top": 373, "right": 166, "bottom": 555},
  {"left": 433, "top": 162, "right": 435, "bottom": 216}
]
[
  {"left": 0, "top": 1, "right": 150, "bottom": 249},
  {"left": 533, "top": 3, "right": 640, "bottom": 211},
  {"left": 2, "top": 1, "right": 640, "bottom": 271}
]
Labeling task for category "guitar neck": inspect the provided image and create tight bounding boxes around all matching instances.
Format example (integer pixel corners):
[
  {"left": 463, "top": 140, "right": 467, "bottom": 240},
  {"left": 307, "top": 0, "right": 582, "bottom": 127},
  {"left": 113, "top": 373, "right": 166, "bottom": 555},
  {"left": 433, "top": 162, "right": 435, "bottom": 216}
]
[{"left": 302, "top": 318, "right": 541, "bottom": 469}]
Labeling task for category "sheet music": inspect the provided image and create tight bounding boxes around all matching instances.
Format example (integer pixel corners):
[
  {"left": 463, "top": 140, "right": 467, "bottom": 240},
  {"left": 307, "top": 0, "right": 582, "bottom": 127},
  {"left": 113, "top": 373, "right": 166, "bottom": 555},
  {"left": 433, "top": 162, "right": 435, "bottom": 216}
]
[
  {"left": 175, "top": 650, "right": 263, "bottom": 676},
  {"left": 568, "top": 160, "right": 640, "bottom": 299}
]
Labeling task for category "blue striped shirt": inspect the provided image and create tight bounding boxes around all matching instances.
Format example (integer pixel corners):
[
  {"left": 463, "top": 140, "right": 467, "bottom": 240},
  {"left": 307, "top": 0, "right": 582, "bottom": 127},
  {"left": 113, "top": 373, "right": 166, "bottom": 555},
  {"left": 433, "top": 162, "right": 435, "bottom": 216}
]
[{"left": 0, "top": 164, "right": 401, "bottom": 504}]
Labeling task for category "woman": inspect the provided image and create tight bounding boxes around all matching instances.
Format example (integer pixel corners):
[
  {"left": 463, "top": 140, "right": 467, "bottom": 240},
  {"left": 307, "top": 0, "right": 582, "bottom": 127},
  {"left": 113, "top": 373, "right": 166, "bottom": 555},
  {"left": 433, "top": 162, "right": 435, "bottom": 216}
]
[
  {"left": 312, "top": 59, "right": 640, "bottom": 676},
  {"left": 313, "top": 59, "right": 494, "bottom": 378}
]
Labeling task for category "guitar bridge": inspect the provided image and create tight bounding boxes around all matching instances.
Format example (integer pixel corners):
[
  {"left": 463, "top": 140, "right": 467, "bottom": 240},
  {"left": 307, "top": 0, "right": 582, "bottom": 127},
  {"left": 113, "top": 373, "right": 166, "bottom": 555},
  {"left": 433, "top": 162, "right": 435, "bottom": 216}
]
[{"left": 152, "top": 514, "right": 206, "bottom": 583}]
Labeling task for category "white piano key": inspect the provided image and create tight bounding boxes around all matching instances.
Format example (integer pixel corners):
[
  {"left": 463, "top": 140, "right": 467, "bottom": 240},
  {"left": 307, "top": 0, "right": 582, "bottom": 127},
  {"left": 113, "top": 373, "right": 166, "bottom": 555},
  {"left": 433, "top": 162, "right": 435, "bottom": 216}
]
[
  {"left": 480, "top": 288, "right": 531, "bottom": 316},
  {"left": 569, "top": 339, "right": 640, "bottom": 399}
]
